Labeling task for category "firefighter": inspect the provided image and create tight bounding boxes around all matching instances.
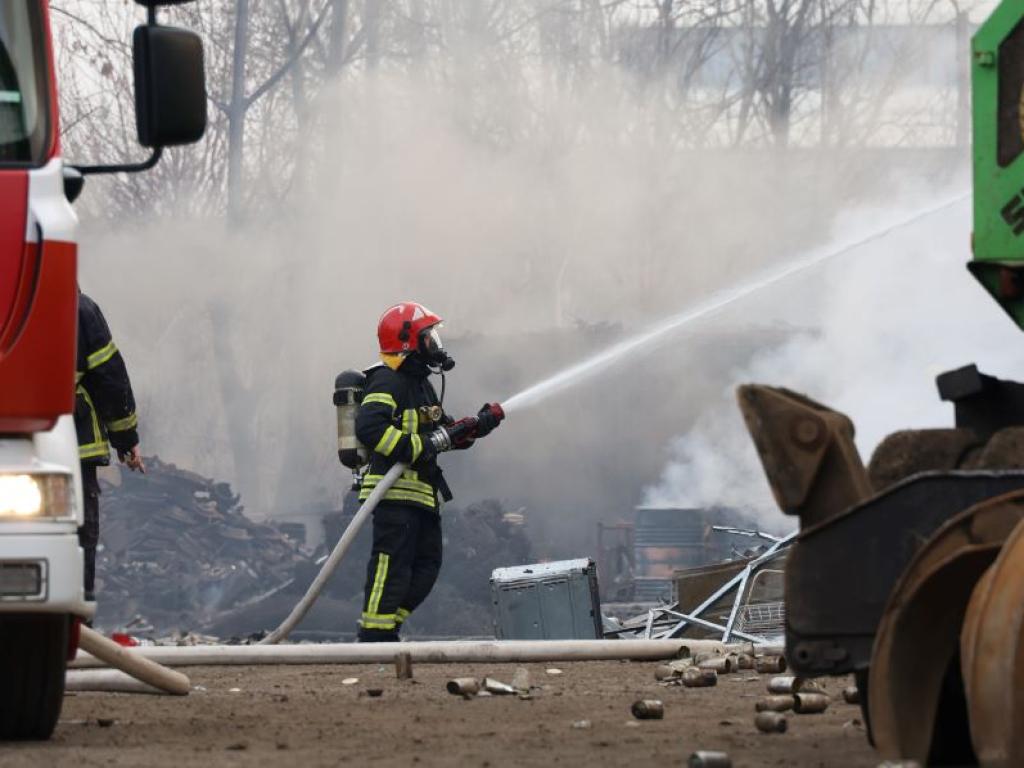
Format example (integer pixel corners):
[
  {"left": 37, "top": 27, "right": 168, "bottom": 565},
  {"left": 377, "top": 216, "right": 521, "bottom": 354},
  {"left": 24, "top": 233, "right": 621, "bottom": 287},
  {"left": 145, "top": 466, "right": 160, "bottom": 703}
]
[
  {"left": 355, "top": 302, "right": 502, "bottom": 641},
  {"left": 75, "top": 291, "right": 144, "bottom": 602}
]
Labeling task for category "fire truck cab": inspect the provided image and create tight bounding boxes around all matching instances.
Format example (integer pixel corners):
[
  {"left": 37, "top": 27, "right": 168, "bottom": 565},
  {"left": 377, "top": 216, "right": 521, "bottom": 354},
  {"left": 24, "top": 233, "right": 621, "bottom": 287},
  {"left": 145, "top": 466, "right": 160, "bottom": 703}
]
[{"left": 0, "top": 0, "right": 205, "bottom": 740}]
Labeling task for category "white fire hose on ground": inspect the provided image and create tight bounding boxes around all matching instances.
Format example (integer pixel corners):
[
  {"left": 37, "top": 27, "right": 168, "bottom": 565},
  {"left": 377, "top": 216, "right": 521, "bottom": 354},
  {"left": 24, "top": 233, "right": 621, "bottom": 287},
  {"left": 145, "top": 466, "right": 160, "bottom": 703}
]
[{"left": 70, "top": 638, "right": 728, "bottom": 668}]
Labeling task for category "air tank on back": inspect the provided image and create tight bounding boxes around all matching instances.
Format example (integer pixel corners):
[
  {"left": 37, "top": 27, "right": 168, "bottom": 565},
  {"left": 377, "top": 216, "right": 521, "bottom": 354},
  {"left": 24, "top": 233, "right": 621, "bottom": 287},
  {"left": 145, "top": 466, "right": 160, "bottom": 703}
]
[{"left": 334, "top": 369, "right": 367, "bottom": 469}]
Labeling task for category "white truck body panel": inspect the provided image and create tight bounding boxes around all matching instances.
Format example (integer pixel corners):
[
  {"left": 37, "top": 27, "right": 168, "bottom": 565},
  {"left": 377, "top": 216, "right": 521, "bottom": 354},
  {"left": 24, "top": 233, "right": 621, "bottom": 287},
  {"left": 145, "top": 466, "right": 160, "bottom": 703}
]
[{"left": 0, "top": 416, "right": 93, "bottom": 619}]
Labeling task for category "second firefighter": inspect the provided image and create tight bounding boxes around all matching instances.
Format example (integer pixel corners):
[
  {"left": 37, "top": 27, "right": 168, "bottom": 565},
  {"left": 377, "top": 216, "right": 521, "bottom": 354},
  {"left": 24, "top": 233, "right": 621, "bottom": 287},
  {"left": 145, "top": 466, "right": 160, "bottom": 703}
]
[{"left": 75, "top": 291, "right": 145, "bottom": 602}]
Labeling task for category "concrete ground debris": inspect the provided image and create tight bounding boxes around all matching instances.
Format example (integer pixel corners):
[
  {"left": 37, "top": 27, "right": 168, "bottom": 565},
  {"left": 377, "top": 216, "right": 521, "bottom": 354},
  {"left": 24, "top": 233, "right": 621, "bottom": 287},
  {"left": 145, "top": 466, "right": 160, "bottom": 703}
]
[{"left": 17, "top": 661, "right": 876, "bottom": 767}]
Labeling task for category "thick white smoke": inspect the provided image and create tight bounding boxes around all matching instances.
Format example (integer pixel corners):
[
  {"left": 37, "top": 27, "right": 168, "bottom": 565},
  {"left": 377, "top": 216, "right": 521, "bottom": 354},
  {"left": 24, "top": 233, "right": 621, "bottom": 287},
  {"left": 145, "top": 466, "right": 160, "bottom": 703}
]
[{"left": 643, "top": 195, "right": 1024, "bottom": 526}]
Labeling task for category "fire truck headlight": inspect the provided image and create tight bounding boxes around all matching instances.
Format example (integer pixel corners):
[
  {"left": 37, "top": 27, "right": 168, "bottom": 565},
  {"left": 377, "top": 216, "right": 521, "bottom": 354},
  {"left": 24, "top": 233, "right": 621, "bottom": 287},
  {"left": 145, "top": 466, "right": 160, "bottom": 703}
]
[{"left": 0, "top": 473, "right": 72, "bottom": 519}]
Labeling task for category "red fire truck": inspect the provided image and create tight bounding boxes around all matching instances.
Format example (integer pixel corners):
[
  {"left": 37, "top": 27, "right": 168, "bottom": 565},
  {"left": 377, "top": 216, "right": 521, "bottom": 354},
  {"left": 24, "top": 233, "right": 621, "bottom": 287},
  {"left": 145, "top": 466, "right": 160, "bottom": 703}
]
[{"left": 0, "top": 0, "right": 205, "bottom": 739}]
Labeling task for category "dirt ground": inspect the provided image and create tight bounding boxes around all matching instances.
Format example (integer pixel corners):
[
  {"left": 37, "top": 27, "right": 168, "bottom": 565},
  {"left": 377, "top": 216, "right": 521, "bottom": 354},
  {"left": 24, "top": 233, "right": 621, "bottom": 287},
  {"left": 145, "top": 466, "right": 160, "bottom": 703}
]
[{"left": 1, "top": 661, "right": 878, "bottom": 767}]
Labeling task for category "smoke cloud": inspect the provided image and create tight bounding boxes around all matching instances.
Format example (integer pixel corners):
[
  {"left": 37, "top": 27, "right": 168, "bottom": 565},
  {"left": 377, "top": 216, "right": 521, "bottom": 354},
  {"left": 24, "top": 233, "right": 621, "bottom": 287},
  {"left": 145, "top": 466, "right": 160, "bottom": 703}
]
[{"left": 73, "top": 35, "right": 987, "bottom": 555}]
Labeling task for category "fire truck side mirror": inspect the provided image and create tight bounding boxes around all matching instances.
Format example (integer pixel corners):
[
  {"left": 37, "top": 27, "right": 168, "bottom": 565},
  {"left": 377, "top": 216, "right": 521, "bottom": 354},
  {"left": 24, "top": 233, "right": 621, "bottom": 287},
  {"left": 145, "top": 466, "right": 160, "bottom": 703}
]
[
  {"left": 63, "top": 167, "right": 85, "bottom": 204},
  {"left": 132, "top": 25, "right": 207, "bottom": 148}
]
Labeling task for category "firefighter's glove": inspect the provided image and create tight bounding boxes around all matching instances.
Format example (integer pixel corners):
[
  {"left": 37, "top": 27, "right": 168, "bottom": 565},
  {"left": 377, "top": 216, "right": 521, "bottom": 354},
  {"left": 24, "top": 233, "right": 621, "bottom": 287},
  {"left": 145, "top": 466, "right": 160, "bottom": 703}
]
[
  {"left": 475, "top": 404, "right": 503, "bottom": 438},
  {"left": 427, "top": 416, "right": 478, "bottom": 453}
]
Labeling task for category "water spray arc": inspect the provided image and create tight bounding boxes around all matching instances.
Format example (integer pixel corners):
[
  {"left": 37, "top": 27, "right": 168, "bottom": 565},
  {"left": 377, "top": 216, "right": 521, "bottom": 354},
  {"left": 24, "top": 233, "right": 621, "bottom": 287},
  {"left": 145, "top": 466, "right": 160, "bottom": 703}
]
[{"left": 500, "top": 194, "right": 970, "bottom": 414}]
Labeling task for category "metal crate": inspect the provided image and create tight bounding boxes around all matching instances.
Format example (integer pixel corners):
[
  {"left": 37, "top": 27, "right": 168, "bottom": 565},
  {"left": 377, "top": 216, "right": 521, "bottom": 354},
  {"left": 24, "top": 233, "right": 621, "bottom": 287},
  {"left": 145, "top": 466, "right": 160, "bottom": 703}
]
[{"left": 491, "top": 559, "right": 602, "bottom": 640}]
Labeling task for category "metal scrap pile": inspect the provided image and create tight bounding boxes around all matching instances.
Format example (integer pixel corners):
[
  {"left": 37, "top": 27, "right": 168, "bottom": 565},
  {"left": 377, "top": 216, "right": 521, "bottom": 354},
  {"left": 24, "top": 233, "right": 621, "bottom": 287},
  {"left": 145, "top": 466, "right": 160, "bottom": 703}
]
[{"left": 94, "top": 457, "right": 311, "bottom": 634}]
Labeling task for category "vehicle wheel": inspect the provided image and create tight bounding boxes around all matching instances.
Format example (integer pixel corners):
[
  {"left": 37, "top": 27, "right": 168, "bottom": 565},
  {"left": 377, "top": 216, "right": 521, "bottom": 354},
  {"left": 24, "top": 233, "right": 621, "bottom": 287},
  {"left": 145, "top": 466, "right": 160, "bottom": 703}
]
[
  {"left": 0, "top": 613, "right": 69, "bottom": 740},
  {"left": 854, "top": 668, "right": 873, "bottom": 746}
]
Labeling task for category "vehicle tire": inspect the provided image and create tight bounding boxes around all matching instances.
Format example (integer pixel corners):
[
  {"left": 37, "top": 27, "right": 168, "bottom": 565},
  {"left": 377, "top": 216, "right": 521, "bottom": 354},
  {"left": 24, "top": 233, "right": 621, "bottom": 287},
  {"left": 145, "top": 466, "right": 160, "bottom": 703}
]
[
  {"left": 853, "top": 668, "right": 872, "bottom": 745},
  {"left": 0, "top": 613, "right": 69, "bottom": 740}
]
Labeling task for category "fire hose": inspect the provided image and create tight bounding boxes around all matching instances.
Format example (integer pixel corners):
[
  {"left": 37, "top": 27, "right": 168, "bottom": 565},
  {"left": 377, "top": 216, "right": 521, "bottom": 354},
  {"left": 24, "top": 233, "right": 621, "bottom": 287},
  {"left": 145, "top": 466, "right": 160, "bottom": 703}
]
[
  {"left": 70, "top": 638, "right": 731, "bottom": 668},
  {"left": 260, "top": 461, "right": 407, "bottom": 645}
]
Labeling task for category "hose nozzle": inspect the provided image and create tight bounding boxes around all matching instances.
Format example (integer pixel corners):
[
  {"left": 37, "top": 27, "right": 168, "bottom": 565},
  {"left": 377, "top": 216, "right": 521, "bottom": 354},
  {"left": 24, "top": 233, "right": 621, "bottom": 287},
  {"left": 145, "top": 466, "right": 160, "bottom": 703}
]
[{"left": 485, "top": 403, "right": 506, "bottom": 423}]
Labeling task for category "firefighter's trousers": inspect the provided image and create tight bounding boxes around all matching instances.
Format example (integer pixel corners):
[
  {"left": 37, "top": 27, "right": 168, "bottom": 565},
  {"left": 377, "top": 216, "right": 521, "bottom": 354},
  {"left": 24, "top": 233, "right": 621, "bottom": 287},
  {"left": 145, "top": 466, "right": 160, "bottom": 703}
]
[
  {"left": 358, "top": 502, "right": 442, "bottom": 642},
  {"left": 79, "top": 463, "right": 101, "bottom": 602}
]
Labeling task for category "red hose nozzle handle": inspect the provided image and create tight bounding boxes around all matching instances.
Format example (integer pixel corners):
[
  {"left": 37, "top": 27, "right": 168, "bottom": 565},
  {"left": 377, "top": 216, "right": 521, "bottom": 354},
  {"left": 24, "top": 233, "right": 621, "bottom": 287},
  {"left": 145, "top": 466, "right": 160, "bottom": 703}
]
[{"left": 487, "top": 403, "right": 506, "bottom": 422}]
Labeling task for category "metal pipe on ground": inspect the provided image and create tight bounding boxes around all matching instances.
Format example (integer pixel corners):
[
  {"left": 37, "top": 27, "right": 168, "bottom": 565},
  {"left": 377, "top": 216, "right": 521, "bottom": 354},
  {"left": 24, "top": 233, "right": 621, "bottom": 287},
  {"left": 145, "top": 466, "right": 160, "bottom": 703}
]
[
  {"left": 78, "top": 626, "right": 190, "bottom": 695},
  {"left": 260, "top": 462, "right": 407, "bottom": 645},
  {"left": 70, "top": 639, "right": 727, "bottom": 669}
]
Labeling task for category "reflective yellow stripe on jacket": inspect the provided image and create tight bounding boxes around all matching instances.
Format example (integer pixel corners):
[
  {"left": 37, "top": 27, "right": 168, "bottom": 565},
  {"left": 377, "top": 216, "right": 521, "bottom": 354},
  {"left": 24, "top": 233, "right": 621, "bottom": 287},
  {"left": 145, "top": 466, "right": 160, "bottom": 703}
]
[
  {"left": 358, "top": 470, "right": 436, "bottom": 509},
  {"left": 106, "top": 413, "right": 139, "bottom": 433},
  {"left": 375, "top": 426, "right": 403, "bottom": 457},
  {"left": 402, "top": 408, "right": 419, "bottom": 434},
  {"left": 77, "top": 387, "right": 109, "bottom": 460},
  {"left": 402, "top": 407, "right": 425, "bottom": 462},
  {"left": 86, "top": 341, "right": 118, "bottom": 371},
  {"left": 362, "top": 393, "right": 397, "bottom": 412}
]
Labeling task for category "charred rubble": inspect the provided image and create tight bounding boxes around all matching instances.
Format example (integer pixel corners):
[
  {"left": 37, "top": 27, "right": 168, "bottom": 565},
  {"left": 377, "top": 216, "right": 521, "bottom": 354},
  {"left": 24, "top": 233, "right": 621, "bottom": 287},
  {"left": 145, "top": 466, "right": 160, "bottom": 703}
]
[
  {"left": 93, "top": 457, "right": 309, "bottom": 634},
  {"left": 94, "top": 458, "right": 532, "bottom": 638}
]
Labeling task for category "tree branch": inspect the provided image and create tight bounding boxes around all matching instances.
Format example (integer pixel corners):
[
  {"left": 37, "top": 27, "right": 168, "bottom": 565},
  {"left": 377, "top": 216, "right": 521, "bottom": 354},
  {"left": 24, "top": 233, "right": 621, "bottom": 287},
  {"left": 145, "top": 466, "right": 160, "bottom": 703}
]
[{"left": 246, "top": 1, "right": 331, "bottom": 109}]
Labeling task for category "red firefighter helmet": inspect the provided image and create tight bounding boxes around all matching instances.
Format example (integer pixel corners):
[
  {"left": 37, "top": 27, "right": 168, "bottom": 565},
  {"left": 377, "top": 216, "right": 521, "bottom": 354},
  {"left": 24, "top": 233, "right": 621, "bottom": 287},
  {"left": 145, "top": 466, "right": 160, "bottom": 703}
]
[{"left": 377, "top": 302, "right": 443, "bottom": 355}]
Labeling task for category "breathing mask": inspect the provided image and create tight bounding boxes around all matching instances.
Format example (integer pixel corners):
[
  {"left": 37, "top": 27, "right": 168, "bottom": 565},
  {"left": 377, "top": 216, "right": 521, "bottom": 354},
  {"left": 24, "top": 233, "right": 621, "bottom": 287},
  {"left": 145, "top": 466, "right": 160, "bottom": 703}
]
[{"left": 419, "top": 324, "right": 455, "bottom": 372}]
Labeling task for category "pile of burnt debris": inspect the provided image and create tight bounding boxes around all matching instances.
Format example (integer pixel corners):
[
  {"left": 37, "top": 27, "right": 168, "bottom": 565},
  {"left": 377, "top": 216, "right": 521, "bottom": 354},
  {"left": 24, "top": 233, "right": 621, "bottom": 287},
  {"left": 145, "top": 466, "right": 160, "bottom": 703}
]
[
  {"left": 94, "top": 458, "right": 533, "bottom": 639},
  {"left": 94, "top": 457, "right": 311, "bottom": 634}
]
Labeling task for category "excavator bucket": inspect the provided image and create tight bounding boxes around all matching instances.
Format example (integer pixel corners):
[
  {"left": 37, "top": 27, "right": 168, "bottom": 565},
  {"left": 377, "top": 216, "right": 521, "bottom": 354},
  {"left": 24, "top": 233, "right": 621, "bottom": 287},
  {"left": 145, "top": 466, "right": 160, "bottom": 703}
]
[{"left": 738, "top": 382, "right": 1024, "bottom": 764}]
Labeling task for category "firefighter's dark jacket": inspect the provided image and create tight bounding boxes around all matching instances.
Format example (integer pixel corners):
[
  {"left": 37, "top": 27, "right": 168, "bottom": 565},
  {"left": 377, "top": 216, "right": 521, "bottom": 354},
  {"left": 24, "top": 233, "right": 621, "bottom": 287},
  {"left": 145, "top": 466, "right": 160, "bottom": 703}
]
[
  {"left": 75, "top": 293, "right": 138, "bottom": 465},
  {"left": 355, "top": 357, "right": 451, "bottom": 511}
]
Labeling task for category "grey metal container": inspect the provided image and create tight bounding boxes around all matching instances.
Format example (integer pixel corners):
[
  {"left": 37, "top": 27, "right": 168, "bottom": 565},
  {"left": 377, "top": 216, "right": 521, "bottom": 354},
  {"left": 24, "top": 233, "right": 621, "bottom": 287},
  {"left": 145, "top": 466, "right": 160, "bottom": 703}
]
[{"left": 491, "top": 559, "right": 602, "bottom": 640}]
